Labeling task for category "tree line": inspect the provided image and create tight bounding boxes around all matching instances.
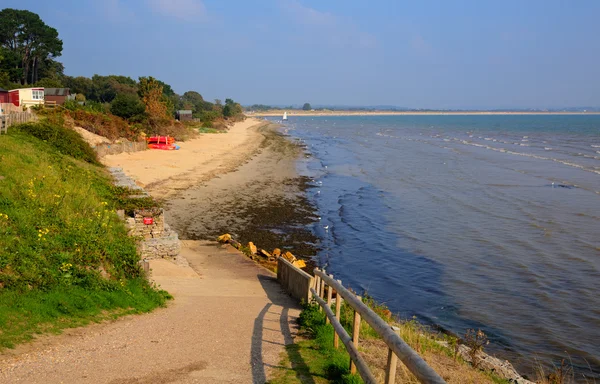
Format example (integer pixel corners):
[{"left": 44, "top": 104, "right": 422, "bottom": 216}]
[{"left": 0, "top": 8, "right": 243, "bottom": 126}]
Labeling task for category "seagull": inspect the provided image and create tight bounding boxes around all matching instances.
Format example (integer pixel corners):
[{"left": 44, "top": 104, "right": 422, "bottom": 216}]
[
  {"left": 324, "top": 225, "right": 329, "bottom": 230},
  {"left": 316, "top": 190, "right": 320, "bottom": 194},
  {"left": 317, "top": 217, "right": 321, "bottom": 220}
]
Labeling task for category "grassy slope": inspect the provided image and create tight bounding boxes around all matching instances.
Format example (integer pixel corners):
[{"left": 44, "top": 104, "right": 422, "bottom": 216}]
[
  {"left": 270, "top": 302, "right": 510, "bottom": 384},
  {"left": 0, "top": 128, "right": 170, "bottom": 349}
]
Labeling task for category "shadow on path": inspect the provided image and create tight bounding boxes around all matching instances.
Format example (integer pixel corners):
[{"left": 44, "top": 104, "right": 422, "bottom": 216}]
[{"left": 251, "top": 273, "right": 316, "bottom": 384}]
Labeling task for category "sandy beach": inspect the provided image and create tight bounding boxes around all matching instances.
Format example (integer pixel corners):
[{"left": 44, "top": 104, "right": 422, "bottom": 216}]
[
  {"left": 102, "top": 118, "right": 267, "bottom": 200},
  {"left": 103, "top": 117, "right": 318, "bottom": 257}
]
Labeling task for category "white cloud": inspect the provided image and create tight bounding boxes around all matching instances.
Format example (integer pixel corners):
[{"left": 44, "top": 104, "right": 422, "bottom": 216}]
[
  {"left": 148, "top": 0, "right": 207, "bottom": 22},
  {"left": 280, "top": 0, "right": 377, "bottom": 49}
]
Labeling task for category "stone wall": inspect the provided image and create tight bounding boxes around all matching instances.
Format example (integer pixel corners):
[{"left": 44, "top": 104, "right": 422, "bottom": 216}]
[
  {"left": 128, "top": 208, "right": 165, "bottom": 239},
  {"left": 139, "top": 225, "right": 181, "bottom": 260},
  {"left": 125, "top": 208, "right": 181, "bottom": 261}
]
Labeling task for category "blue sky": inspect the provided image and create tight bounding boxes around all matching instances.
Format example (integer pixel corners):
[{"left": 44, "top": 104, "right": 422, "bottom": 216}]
[{"left": 3, "top": 0, "right": 600, "bottom": 109}]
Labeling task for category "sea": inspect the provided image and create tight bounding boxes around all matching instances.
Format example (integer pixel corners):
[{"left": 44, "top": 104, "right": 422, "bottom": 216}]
[{"left": 268, "top": 114, "right": 600, "bottom": 380}]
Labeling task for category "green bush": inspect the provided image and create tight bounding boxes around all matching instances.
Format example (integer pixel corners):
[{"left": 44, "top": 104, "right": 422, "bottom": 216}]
[
  {"left": 14, "top": 121, "right": 99, "bottom": 164},
  {"left": 110, "top": 93, "right": 145, "bottom": 119}
]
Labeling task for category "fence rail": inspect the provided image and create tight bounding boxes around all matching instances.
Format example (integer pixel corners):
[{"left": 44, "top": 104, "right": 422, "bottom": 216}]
[
  {"left": 0, "top": 112, "right": 36, "bottom": 134},
  {"left": 312, "top": 268, "right": 447, "bottom": 384}
]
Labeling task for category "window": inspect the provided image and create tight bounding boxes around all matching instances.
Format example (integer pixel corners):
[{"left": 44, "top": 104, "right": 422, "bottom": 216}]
[{"left": 32, "top": 90, "right": 44, "bottom": 100}]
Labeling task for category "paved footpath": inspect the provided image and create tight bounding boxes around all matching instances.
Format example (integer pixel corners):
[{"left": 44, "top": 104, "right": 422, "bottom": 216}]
[{"left": 0, "top": 241, "right": 301, "bottom": 383}]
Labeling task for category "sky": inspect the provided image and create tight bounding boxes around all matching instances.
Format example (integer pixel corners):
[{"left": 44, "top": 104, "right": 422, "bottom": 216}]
[{"left": 3, "top": 0, "right": 600, "bottom": 109}]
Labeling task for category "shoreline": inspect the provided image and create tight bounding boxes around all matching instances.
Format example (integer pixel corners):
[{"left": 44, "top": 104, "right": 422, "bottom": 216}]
[
  {"left": 250, "top": 110, "right": 600, "bottom": 117},
  {"left": 100, "top": 118, "right": 542, "bottom": 381},
  {"left": 103, "top": 118, "right": 319, "bottom": 259}
]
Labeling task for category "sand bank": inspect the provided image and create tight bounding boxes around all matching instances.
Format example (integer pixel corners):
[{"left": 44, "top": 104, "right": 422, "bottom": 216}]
[{"left": 102, "top": 118, "right": 267, "bottom": 199}]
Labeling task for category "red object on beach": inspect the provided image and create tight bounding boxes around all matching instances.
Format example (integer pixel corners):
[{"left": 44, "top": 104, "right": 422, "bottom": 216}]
[
  {"left": 143, "top": 217, "right": 154, "bottom": 225},
  {"left": 147, "top": 143, "right": 178, "bottom": 150},
  {"left": 147, "top": 136, "right": 175, "bottom": 144}
]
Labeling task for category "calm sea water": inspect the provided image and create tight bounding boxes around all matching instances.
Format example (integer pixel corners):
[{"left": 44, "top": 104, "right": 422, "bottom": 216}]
[{"left": 272, "top": 115, "right": 600, "bottom": 380}]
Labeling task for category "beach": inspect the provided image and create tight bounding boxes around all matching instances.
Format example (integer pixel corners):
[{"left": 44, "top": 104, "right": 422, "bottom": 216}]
[
  {"left": 103, "top": 118, "right": 267, "bottom": 200},
  {"left": 103, "top": 117, "right": 318, "bottom": 257}
]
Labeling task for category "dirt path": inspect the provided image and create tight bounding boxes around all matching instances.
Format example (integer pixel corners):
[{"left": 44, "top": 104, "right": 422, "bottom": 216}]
[{"left": 0, "top": 241, "right": 301, "bottom": 383}]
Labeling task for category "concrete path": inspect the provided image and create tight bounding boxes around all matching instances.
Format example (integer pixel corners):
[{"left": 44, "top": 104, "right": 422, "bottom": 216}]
[{"left": 0, "top": 241, "right": 302, "bottom": 383}]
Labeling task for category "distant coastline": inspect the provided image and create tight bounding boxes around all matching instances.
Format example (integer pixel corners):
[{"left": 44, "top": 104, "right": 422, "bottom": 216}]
[{"left": 249, "top": 110, "right": 600, "bottom": 117}]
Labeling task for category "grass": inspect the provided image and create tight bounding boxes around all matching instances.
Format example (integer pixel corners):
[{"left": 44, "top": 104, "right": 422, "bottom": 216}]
[
  {"left": 0, "top": 125, "right": 171, "bottom": 349},
  {"left": 0, "top": 278, "right": 169, "bottom": 348},
  {"left": 269, "top": 303, "right": 362, "bottom": 384},
  {"left": 270, "top": 295, "right": 511, "bottom": 384},
  {"left": 196, "top": 127, "right": 224, "bottom": 134}
]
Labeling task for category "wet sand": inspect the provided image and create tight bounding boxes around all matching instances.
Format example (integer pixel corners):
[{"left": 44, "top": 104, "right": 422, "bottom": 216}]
[
  {"left": 165, "top": 125, "right": 319, "bottom": 258},
  {"left": 103, "top": 118, "right": 319, "bottom": 259}
]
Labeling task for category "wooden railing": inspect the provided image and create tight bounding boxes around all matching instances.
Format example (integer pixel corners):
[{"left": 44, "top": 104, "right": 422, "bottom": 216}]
[
  {"left": 277, "top": 257, "right": 314, "bottom": 303},
  {"left": 312, "top": 268, "right": 446, "bottom": 384}
]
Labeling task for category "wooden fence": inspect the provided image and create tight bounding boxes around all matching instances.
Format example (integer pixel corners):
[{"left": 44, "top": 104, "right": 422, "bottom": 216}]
[
  {"left": 0, "top": 112, "right": 36, "bottom": 134},
  {"left": 277, "top": 257, "right": 314, "bottom": 303},
  {"left": 94, "top": 140, "right": 148, "bottom": 157},
  {"left": 311, "top": 268, "right": 446, "bottom": 384}
]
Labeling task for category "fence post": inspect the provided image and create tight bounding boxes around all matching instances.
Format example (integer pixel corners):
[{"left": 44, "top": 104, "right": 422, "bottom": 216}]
[
  {"left": 325, "top": 274, "right": 333, "bottom": 325},
  {"left": 385, "top": 348, "right": 398, "bottom": 384},
  {"left": 314, "top": 273, "right": 321, "bottom": 311},
  {"left": 350, "top": 299, "right": 362, "bottom": 374},
  {"left": 334, "top": 279, "right": 342, "bottom": 349}
]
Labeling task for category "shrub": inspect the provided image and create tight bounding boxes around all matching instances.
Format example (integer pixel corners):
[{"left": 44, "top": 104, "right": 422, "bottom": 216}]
[
  {"left": 66, "top": 109, "right": 137, "bottom": 141},
  {"left": 14, "top": 121, "right": 99, "bottom": 164},
  {"left": 110, "top": 93, "right": 145, "bottom": 119}
]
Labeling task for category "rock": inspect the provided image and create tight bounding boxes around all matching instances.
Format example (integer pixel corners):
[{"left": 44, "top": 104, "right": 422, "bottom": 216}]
[
  {"left": 283, "top": 251, "right": 296, "bottom": 262},
  {"left": 260, "top": 249, "right": 271, "bottom": 258},
  {"left": 248, "top": 242, "right": 257, "bottom": 254},
  {"left": 292, "top": 259, "right": 306, "bottom": 268},
  {"left": 217, "top": 233, "right": 232, "bottom": 243},
  {"left": 272, "top": 248, "right": 281, "bottom": 257}
]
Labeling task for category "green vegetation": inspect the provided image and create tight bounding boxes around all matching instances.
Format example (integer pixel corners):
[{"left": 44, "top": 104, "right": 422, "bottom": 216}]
[
  {"left": 302, "top": 103, "right": 312, "bottom": 111},
  {"left": 269, "top": 303, "right": 362, "bottom": 384},
  {"left": 0, "top": 8, "right": 245, "bottom": 138},
  {"left": 0, "top": 125, "right": 171, "bottom": 348},
  {"left": 271, "top": 295, "right": 511, "bottom": 384},
  {"left": 14, "top": 121, "right": 100, "bottom": 165},
  {"left": 0, "top": 9, "right": 63, "bottom": 86}
]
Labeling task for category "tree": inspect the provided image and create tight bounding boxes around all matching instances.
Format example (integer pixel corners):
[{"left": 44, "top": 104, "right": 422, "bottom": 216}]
[
  {"left": 138, "top": 76, "right": 172, "bottom": 125},
  {"left": 0, "top": 9, "right": 63, "bottom": 85},
  {"left": 302, "top": 103, "right": 312, "bottom": 111},
  {"left": 110, "top": 93, "right": 145, "bottom": 119},
  {"left": 63, "top": 76, "right": 93, "bottom": 98},
  {"left": 223, "top": 98, "right": 243, "bottom": 118},
  {"left": 183, "top": 91, "right": 204, "bottom": 106}
]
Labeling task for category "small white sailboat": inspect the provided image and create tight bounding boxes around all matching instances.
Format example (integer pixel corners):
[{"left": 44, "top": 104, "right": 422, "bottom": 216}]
[{"left": 282, "top": 111, "right": 288, "bottom": 121}]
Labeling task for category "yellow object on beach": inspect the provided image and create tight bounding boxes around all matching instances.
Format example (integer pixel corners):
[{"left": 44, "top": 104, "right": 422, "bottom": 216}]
[
  {"left": 217, "top": 233, "right": 231, "bottom": 243},
  {"left": 292, "top": 260, "right": 306, "bottom": 269}
]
